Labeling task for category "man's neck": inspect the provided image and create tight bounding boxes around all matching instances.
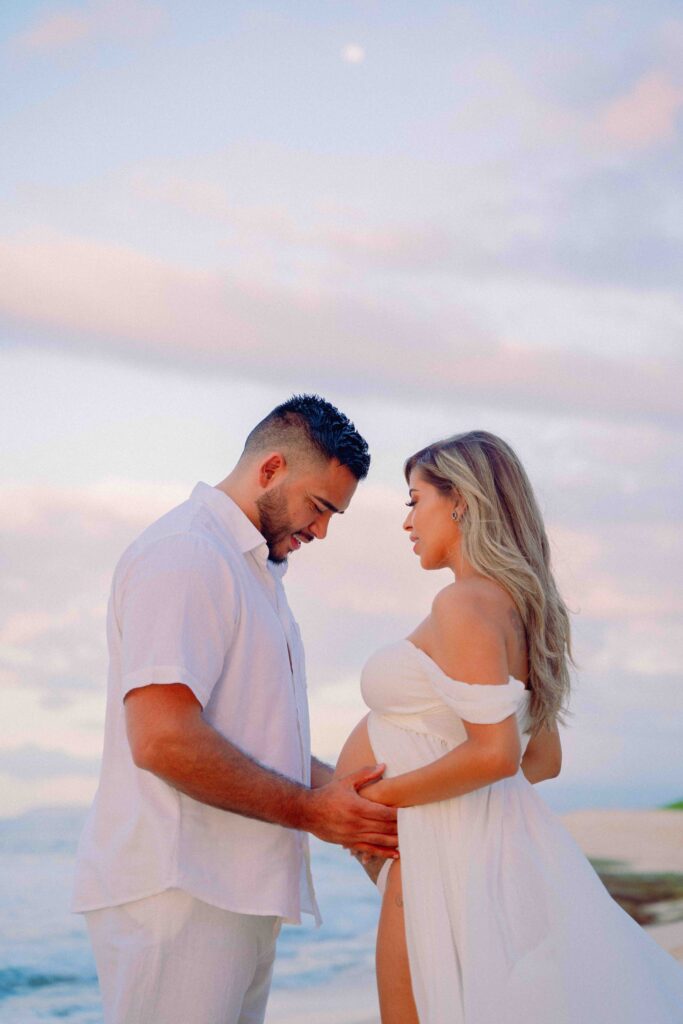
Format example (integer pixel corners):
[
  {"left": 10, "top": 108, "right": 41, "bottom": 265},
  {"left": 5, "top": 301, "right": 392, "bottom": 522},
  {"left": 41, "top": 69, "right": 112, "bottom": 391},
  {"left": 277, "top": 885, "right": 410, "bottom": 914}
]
[{"left": 214, "top": 474, "right": 261, "bottom": 532}]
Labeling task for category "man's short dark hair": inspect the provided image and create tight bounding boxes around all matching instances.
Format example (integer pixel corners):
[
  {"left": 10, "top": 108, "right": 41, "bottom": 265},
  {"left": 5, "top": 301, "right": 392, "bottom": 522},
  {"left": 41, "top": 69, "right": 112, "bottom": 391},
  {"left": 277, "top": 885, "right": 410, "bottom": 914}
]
[{"left": 243, "top": 394, "right": 370, "bottom": 480}]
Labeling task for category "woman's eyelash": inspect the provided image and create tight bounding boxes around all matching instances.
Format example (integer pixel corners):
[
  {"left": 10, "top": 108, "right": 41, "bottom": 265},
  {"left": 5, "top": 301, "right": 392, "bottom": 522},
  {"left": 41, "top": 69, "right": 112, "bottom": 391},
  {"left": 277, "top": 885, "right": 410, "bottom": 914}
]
[{"left": 405, "top": 500, "right": 416, "bottom": 507}]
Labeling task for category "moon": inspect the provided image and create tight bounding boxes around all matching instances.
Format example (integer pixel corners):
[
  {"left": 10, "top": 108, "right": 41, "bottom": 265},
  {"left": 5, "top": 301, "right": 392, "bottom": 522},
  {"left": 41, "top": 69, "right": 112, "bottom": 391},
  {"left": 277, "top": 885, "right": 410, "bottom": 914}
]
[{"left": 341, "top": 44, "right": 365, "bottom": 64}]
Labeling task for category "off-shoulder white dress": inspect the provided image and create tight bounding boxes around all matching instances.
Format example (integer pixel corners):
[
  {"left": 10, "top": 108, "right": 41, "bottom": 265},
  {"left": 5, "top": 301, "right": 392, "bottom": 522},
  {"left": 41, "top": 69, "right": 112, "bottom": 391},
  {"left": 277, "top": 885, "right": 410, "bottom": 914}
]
[{"left": 362, "top": 640, "right": 683, "bottom": 1023}]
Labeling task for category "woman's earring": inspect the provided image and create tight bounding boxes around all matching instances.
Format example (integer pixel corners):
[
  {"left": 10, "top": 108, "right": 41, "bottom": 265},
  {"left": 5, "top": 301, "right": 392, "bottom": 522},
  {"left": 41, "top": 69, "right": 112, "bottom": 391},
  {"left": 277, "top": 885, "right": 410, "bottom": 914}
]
[{"left": 451, "top": 510, "right": 459, "bottom": 522}]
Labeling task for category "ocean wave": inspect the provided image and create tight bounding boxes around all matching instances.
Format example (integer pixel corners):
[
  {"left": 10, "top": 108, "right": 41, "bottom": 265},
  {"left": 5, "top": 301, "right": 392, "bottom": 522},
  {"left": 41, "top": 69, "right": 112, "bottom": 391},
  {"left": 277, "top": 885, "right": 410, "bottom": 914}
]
[
  {"left": 0, "top": 806, "right": 86, "bottom": 856},
  {"left": 0, "top": 966, "right": 91, "bottom": 999}
]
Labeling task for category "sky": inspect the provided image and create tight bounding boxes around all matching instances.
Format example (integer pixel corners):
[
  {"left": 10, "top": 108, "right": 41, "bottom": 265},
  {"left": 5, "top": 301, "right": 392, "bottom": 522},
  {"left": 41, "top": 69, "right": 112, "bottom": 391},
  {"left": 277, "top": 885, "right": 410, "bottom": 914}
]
[{"left": 1, "top": 0, "right": 682, "bottom": 818}]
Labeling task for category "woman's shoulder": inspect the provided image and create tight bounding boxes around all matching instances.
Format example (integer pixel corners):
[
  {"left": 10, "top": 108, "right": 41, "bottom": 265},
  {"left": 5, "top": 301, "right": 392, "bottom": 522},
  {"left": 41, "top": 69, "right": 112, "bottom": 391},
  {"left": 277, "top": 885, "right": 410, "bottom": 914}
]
[
  {"left": 432, "top": 577, "right": 510, "bottom": 625},
  {"left": 430, "top": 581, "right": 510, "bottom": 685}
]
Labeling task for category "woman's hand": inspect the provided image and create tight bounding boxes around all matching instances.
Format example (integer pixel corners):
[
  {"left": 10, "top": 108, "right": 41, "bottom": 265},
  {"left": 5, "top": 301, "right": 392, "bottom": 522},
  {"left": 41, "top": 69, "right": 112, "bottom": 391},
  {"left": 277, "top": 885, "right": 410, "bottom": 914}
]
[
  {"left": 521, "top": 720, "right": 562, "bottom": 783},
  {"left": 358, "top": 778, "right": 395, "bottom": 805}
]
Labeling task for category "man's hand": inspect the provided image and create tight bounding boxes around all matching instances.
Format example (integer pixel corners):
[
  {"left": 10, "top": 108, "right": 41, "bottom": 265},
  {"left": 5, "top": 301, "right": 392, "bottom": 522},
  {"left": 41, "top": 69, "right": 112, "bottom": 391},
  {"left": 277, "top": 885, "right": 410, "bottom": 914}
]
[
  {"left": 299, "top": 764, "right": 399, "bottom": 860},
  {"left": 124, "top": 684, "right": 397, "bottom": 858}
]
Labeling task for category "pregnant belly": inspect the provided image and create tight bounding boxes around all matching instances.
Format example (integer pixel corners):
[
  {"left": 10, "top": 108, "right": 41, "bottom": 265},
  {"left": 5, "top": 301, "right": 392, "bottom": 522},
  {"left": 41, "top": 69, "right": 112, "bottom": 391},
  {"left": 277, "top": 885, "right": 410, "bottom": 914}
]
[
  {"left": 334, "top": 714, "right": 376, "bottom": 779},
  {"left": 368, "top": 713, "right": 455, "bottom": 778},
  {"left": 336, "top": 712, "right": 453, "bottom": 784}
]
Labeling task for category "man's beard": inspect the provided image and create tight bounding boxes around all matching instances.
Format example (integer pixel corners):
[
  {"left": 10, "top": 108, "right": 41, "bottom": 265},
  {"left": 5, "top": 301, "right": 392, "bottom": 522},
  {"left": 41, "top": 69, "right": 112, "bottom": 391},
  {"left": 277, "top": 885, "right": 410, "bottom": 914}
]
[{"left": 255, "top": 485, "right": 294, "bottom": 564}]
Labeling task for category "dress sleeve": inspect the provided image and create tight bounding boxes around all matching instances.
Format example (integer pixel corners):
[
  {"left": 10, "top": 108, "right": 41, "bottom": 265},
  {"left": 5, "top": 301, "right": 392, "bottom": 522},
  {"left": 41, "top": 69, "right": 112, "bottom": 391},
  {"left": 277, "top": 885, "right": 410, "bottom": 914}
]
[
  {"left": 415, "top": 649, "right": 527, "bottom": 724},
  {"left": 116, "top": 533, "right": 237, "bottom": 708}
]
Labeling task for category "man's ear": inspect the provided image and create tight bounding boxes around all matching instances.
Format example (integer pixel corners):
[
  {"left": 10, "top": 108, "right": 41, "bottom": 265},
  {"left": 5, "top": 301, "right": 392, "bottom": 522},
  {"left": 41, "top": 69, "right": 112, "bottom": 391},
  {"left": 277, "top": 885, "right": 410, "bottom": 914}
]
[{"left": 258, "top": 452, "right": 287, "bottom": 488}]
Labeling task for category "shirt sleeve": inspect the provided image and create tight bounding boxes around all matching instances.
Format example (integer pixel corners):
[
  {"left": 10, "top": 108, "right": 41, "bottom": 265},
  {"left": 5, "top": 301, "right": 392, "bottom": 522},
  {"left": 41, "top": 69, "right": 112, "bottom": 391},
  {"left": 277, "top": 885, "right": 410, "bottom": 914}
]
[{"left": 117, "top": 533, "right": 236, "bottom": 708}]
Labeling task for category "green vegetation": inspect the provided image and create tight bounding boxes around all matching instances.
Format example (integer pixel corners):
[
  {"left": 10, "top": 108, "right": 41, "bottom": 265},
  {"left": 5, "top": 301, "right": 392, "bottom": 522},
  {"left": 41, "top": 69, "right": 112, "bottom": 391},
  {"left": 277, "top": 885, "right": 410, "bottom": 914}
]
[{"left": 662, "top": 799, "right": 683, "bottom": 810}]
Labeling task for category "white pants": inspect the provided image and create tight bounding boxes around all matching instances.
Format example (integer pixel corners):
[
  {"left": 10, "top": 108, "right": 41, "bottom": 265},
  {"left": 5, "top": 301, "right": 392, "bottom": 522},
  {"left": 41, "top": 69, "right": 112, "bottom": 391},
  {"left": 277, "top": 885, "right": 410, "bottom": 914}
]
[{"left": 85, "top": 889, "right": 281, "bottom": 1024}]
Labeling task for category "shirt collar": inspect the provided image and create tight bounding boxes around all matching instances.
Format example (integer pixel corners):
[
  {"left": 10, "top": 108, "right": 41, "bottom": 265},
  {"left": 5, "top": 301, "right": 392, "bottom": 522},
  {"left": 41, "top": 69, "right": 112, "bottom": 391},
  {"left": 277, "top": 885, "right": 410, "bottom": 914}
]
[
  {"left": 191, "top": 482, "right": 265, "bottom": 554},
  {"left": 190, "top": 482, "right": 289, "bottom": 577}
]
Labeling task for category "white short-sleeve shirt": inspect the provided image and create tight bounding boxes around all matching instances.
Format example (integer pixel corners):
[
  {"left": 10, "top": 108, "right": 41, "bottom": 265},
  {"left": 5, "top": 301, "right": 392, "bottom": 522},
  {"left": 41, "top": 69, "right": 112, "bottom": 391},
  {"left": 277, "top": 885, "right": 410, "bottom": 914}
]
[{"left": 72, "top": 482, "right": 320, "bottom": 925}]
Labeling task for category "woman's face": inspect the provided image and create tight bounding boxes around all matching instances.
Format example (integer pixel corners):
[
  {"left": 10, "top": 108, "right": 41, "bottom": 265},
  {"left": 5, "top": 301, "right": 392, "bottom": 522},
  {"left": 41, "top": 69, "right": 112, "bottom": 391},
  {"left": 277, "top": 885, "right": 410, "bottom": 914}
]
[{"left": 403, "top": 468, "right": 460, "bottom": 570}]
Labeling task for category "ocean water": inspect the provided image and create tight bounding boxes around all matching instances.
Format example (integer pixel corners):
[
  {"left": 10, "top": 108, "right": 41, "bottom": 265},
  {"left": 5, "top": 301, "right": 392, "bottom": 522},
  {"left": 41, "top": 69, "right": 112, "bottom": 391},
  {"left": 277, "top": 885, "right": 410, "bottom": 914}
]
[{"left": 0, "top": 807, "right": 381, "bottom": 1023}]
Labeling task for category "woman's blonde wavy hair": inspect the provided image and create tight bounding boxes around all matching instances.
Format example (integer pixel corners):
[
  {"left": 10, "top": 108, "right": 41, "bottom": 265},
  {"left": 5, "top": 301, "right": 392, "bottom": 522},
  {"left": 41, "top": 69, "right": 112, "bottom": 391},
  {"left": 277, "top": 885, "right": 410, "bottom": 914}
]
[{"left": 405, "top": 430, "right": 572, "bottom": 735}]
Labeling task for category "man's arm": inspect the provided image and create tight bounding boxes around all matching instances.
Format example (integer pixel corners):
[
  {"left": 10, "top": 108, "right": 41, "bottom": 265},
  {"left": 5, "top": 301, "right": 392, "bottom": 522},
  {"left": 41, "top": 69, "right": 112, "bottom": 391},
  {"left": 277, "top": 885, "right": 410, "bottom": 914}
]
[{"left": 125, "top": 683, "right": 398, "bottom": 855}]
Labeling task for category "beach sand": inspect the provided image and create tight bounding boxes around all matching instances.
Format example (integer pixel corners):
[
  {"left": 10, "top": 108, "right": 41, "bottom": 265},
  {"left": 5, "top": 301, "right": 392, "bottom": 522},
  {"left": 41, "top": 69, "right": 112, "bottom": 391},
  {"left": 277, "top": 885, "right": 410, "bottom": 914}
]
[
  {"left": 561, "top": 808, "right": 683, "bottom": 874},
  {"left": 562, "top": 808, "right": 683, "bottom": 964},
  {"left": 266, "top": 809, "right": 683, "bottom": 1021}
]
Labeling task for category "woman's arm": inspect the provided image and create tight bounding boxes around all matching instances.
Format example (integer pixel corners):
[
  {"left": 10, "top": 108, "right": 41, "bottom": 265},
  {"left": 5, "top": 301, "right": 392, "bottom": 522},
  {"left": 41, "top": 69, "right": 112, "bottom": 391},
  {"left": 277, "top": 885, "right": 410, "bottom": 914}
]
[
  {"left": 362, "top": 590, "right": 522, "bottom": 808},
  {"left": 360, "top": 717, "right": 520, "bottom": 807},
  {"left": 361, "top": 716, "right": 561, "bottom": 806},
  {"left": 520, "top": 720, "right": 562, "bottom": 783}
]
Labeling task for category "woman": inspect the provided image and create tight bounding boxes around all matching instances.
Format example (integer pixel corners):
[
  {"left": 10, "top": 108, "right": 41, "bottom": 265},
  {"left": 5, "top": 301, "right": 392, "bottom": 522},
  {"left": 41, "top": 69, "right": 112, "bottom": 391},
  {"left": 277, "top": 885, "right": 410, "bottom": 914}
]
[{"left": 336, "top": 431, "right": 683, "bottom": 1023}]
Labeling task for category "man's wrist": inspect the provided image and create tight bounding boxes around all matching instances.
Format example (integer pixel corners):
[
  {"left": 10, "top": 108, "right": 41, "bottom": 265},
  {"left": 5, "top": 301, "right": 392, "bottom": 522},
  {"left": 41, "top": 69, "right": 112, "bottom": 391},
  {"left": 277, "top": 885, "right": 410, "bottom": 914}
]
[{"left": 288, "top": 785, "right": 317, "bottom": 832}]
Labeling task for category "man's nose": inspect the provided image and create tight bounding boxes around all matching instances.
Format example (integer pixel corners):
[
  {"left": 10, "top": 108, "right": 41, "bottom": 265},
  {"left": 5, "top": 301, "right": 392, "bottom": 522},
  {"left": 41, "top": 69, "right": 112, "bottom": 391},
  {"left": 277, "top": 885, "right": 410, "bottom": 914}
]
[{"left": 309, "top": 515, "right": 330, "bottom": 540}]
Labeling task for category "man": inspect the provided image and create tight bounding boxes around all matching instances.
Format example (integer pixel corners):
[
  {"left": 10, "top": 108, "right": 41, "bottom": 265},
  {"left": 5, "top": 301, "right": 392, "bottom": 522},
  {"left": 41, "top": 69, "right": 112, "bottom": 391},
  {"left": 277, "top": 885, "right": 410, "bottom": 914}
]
[{"left": 72, "top": 394, "right": 398, "bottom": 1024}]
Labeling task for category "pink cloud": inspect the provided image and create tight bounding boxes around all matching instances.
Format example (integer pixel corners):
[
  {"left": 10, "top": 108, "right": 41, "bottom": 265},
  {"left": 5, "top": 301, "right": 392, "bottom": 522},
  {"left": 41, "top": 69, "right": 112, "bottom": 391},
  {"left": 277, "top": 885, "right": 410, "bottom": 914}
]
[
  {"left": 0, "top": 479, "right": 186, "bottom": 700},
  {"left": 129, "top": 172, "right": 298, "bottom": 239},
  {"left": 320, "top": 224, "right": 454, "bottom": 272},
  {"left": 130, "top": 169, "right": 453, "bottom": 271},
  {"left": 597, "top": 71, "right": 683, "bottom": 150},
  {"left": 3, "top": 479, "right": 681, "bottom": 716},
  {"left": 16, "top": 10, "right": 91, "bottom": 52},
  {"left": 549, "top": 523, "right": 683, "bottom": 623},
  {"left": 13, "top": 0, "right": 163, "bottom": 54},
  {"left": 1, "top": 227, "right": 681, "bottom": 423},
  {"left": 0, "top": 225, "right": 487, "bottom": 382}
]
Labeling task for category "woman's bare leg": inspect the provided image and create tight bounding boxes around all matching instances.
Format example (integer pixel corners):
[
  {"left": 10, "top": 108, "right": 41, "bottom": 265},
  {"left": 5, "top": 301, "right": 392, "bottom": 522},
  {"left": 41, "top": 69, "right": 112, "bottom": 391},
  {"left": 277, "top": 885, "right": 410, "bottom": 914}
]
[
  {"left": 336, "top": 715, "right": 417, "bottom": 1019},
  {"left": 376, "top": 861, "right": 418, "bottom": 1024}
]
